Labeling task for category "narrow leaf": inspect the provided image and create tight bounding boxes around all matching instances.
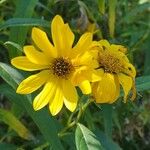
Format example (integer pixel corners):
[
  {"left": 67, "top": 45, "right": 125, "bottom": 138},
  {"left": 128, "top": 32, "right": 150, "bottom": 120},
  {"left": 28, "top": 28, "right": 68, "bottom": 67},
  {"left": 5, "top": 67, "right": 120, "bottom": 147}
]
[
  {"left": 98, "top": 0, "right": 105, "bottom": 14},
  {"left": 4, "top": 41, "right": 23, "bottom": 52},
  {"left": 101, "top": 104, "right": 113, "bottom": 137},
  {"left": 9, "top": 0, "right": 38, "bottom": 58},
  {"left": 0, "top": 108, "right": 34, "bottom": 140},
  {"left": 0, "top": 18, "right": 49, "bottom": 31},
  {"left": 0, "top": 62, "right": 23, "bottom": 89},
  {"left": 108, "top": 0, "right": 117, "bottom": 38}
]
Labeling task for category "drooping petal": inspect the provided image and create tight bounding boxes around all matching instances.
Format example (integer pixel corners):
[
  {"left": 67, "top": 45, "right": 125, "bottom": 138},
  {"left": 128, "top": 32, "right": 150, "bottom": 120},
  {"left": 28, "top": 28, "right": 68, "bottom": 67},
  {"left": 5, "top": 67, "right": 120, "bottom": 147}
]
[
  {"left": 99, "top": 40, "right": 110, "bottom": 49},
  {"left": 33, "top": 77, "right": 57, "bottom": 110},
  {"left": 109, "top": 75, "right": 120, "bottom": 103},
  {"left": 32, "top": 27, "right": 57, "bottom": 58},
  {"left": 79, "top": 80, "right": 91, "bottom": 94},
  {"left": 11, "top": 56, "right": 48, "bottom": 71},
  {"left": 17, "top": 70, "right": 50, "bottom": 94},
  {"left": 24, "top": 45, "right": 51, "bottom": 65},
  {"left": 91, "top": 70, "right": 103, "bottom": 82},
  {"left": 92, "top": 73, "right": 118, "bottom": 103},
  {"left": 111, "top": 44, "right": 127, "bottom": 53},
  {"left": 118, "top": 73, "right": 133, "bottom": 102},
  {"left": 62, "top": 80, "right": 78, "bottom": 112},
  {"left": 70, "top": 33, "right": 93, "bottom": 58},
  {"left": 49, "top": 82, "right": 63, "bottom": 116},
  {"left": 123, "top": 63, "right": 136, "bottom": 78},
  {"left": 71, "top": 66, "right": 88, "bottom": 85}
]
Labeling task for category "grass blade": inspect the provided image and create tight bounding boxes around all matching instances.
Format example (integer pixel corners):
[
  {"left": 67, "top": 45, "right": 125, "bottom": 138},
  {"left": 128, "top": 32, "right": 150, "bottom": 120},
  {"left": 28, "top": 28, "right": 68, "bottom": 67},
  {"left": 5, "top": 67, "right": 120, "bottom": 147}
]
[
  {"left": 8, "top": 0, "right": 38, "bottom": 58},
  {"left": 108, "top": 0, "right": 117, "bottom": 38}
]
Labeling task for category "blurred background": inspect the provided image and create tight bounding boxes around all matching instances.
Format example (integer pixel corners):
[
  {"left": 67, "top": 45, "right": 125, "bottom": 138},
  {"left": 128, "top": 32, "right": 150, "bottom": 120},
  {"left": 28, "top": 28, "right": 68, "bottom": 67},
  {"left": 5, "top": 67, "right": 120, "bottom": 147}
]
[{"left": 0, "top": 0, "right": 150, "bottom": 150}]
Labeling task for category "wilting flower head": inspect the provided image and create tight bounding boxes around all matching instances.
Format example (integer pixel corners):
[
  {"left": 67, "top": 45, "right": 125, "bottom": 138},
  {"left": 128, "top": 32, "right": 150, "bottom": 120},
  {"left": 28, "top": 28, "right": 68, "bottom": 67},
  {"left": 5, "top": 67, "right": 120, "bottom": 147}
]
[
  {"left": 92, "top": 40, "right": 136, "bottom": 103},
  {"left": 11, "top": 15, "right": 100, "bottom": 115}
]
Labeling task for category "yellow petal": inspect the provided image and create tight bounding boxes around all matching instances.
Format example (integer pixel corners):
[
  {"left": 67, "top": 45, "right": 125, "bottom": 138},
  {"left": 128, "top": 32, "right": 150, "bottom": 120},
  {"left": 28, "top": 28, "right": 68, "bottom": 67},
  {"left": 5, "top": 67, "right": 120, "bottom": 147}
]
[
  {"left": 71, "top": 33, "right": 93, "bottom": 58},
  {"left": 33, "top": 78, "right": 57, "bottom": 111},
  {"left": 62, "top": 80, "right": 78, "bottom": 112},
  {"left": 49, "top": 82, "right": 63, "bottom": 116},
  {"left": 123, "top": 63, "right": 136, "bottom": 78},
  {"left": 24, "top": 45, "right": 51, "bottom": 65},
  {"left": 63, "top": 23, "right": 75, "bottom": 56},
  {"left": 79, "top": 80, "right": 91, "bottom": 94},
  {"left": 99, "top": 39, "right": 110, "bottom": 49},
  {"left": 17, "top": 70, "right": 50, "bottom": 94},
  {"left": 32, "top": 27, "right": 56, "bottom": 58},
  {"left": 109, "top": 75, "right": 120, "bottom": 103},
  {"left": 51, "top": 15, "right": 74, "bottom": 56},
  {"left": 92, "top": 73, "right": 118, "bottom": 103},
  {"left": 118, "top": 73, "right": 133, "bottom": 102},
  {"left": 91, "top": 70, "right": 103, "bottom": 82},
  {"left": 51, "top": 15, "right": 64, "bottom": 52},
  {"left": 11, "top": 56, "right": 48, "bottom": 71},
  {"left": 111, "top": 44, "right": 127, "bottom": 53}
]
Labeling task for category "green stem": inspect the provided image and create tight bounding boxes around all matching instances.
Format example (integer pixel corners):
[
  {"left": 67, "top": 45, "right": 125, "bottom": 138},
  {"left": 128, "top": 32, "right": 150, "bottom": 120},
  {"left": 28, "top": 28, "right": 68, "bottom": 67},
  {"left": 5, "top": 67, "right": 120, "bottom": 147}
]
[{"left": 58, "top": 98, "right": 93, "bottom": 137}]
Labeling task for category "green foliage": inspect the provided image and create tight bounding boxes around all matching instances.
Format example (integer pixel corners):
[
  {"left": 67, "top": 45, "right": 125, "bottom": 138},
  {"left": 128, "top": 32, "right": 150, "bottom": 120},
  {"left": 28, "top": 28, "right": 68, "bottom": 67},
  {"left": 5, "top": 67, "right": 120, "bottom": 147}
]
[
  {"left": 0, "top": 108, "right": 34, "bottom": 140},
  {"left": 0, "top": 0, "right": 149, "bottom": 149},
  {"left": 75, "top": 123, "right": 104, "bottom": 150}
]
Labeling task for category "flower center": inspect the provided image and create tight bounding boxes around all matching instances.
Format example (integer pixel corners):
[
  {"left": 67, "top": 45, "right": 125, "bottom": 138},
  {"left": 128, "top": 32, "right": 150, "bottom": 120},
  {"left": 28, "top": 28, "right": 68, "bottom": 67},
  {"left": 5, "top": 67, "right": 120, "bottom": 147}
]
[
  {"left": 51, "top": 57, "right": 74, "bottom": 78},
  {"left": 99, "top": 53, "right": 124, "bottom": 73}
]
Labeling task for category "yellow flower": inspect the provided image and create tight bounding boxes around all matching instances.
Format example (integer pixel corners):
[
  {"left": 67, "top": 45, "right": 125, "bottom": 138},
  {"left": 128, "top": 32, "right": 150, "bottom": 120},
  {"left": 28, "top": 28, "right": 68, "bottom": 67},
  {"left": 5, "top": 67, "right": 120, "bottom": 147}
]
[
  {"left": 11, "top": 15, "right": 100, "bottom": 116},
  {"left": 92, "top": 40, "right": 136, "bottom": 103}
]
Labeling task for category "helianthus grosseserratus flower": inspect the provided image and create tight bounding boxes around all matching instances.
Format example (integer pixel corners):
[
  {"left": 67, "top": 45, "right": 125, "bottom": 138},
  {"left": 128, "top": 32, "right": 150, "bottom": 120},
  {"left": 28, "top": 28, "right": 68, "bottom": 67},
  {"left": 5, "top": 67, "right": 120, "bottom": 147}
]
[
  {"left": 92, "top": 40, "right": 136, "bottom": 103},
  {"left": 11, "top": 15, "right": 100, "bottom": 116}
]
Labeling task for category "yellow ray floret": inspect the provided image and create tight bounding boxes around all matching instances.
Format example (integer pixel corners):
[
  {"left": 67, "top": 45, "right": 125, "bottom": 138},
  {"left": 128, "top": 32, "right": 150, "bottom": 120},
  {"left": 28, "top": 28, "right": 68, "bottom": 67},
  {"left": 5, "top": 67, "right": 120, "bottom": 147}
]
[
  {"left": 11, "top": 15, "right": 101, "bottom": 116},
  {"left": 92, "top": 40, "right": 136, "bottom": 103}
]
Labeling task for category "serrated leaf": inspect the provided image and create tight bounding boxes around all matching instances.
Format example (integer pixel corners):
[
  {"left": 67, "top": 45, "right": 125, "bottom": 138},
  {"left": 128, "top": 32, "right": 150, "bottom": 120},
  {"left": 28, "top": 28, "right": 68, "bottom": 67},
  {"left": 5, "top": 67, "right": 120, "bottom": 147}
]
[{"left": 75, "top": 123, "right": 104, "bottom": 150}]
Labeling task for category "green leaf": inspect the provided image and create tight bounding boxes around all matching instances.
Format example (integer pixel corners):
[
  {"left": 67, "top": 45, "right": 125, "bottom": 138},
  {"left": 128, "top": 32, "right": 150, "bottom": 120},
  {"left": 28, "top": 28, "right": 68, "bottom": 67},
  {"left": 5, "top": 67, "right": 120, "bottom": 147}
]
[
  {"left": 0, "top": 62, "right": 23, "bottom": 89},
  {"left": 98, "top": 0, "right": 105, "bottom": 14},
  {"left": 136, "top": 75, "right": 150, "bottom": 92},
  {"left": 95, "top": 130, "right": 122, "bottom": 150},
  {"left": 0, "top": 83, "right": 24, "bottom": 108},
  {"left": 0, "top": 62, "right": 64, "bottom": 150},
  {"left": 108, "top": 0, "right": 117, "bottom": 38},
  {"left": 0, "top": 18, "right": 49, "bottom": 31},
  {"left": 4, "top": 41, "right": 23, "bottom": 52},
  {"left": 121, "top": 3, "right": 150, "bottom": 23},
  {"left": 75, "top": 123, "right": 104, "bottom": 150},
  {"left": 0, "top": 143, "right": 17, "bottom": 150},
  {"left": 9, "top": 0, "right": 38, "bottom": 58},
  {"left": 144, "top": 48, "right": 150, "bottom": 75},
  {"left": 101, "top": 104, "right": 113, "bottom": 137},
  {"left": 0, "top": 108, "right": 34, "bottom": 140}
]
